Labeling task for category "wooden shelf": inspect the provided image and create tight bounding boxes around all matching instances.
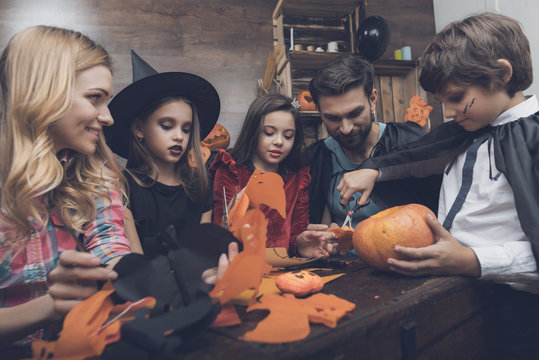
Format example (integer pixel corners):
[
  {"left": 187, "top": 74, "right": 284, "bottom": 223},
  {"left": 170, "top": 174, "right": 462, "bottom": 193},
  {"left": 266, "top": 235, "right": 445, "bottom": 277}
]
[{"left": 289, "top": 51, "right": 417, "bottom": 76}]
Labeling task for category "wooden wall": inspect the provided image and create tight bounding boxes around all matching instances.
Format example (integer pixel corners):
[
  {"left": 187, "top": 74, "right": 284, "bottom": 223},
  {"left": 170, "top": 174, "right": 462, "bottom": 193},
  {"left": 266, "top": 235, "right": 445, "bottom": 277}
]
[
  {"left": 0, "top": 0, "right": 441, "bottom": 144},
  {"left": 0, "top": 0, "right": 278, "bottom": 144}
]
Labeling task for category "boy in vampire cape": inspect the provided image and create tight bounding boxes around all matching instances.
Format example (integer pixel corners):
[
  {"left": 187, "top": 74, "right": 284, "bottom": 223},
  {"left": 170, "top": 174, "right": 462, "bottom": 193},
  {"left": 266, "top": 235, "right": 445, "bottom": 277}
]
[{"left": 337, "top": 13, "right": 539, "bottom": 359}]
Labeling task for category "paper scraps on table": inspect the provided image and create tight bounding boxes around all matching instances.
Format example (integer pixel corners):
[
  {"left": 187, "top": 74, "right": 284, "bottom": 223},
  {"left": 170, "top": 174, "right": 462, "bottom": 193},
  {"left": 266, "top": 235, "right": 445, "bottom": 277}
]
[{"left": 239, "top": 293, "right": 355, "bottom": 343}]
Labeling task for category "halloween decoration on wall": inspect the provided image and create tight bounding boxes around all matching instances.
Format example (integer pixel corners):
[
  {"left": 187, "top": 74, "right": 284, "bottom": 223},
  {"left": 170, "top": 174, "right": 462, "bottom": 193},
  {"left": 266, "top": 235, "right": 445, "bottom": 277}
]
[
  {"left": 202, "top": 123, "right": 231, "bottom": 150},
  {"left": 275, "top": 270, "right": 324, "bottom": 296},
  {"left": 353, "top": 204, "right": 435, "bottom": 271},
  {"left": 188, "top": 145, "right": 211, "bottom": 168},
  {"left": 405, "top": 94, "right": 433, "bottom": 127},
  {"left": 356, "top": 16, "right": 390, "bottom": 61},
  {"left": 210, "top": 169, "right": 286, "bottom": 305},
  {"left": 240, "top": 293, "right": 355, "bottom": 343},
  {"left": 326, "top": 225, "right": 354, "bottom": 255},
  {"left": 296, "top": 91, "right": 317, "bottom": 111}
]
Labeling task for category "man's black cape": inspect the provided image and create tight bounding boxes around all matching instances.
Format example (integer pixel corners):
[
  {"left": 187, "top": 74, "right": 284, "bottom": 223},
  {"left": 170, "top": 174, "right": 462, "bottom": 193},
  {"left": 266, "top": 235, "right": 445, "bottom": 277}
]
[
  {"left": 305, "top": 122, "right": 442, "bottom": 224},
  {"left": 359, "top": 114, "right": 539, "bottom": 264}
]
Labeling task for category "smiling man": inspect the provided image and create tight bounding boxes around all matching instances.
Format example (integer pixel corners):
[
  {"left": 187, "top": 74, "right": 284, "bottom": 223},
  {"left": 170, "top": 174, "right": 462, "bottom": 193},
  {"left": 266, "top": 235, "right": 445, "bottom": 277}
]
[{"left": 305, "top": 55, "right": 440, "bottom": 228}]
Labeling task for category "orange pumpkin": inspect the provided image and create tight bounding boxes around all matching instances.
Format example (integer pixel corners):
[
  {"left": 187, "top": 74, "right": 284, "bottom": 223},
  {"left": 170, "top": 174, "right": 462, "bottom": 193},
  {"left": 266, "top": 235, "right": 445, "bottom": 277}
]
[
  {"left": 202, "top": 123, "right": 230, "bottom": 150},
  {"left": 353, "top": 204, "right": 435, "bottom": 271},
  {"left": 187, "top": 145, "right": 211, "bottom": 168},
  {"left": 297, "top": 91, "right": 317, "bottom": 112},
  {"left": 275, "top": 270, "right": 324, "bottom": 297},
  {"left": 326, "top": 226, "right": 354, "bottom": 255}
]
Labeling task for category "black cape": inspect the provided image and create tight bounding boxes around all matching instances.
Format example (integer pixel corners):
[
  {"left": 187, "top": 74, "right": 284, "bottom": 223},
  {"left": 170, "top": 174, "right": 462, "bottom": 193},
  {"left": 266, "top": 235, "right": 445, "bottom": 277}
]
[
  {"left": 360, "top": 113, "right": 539, "bottom": 264},
  {"left": 304, "top": 121, "right": 442, "bottom": 224}
]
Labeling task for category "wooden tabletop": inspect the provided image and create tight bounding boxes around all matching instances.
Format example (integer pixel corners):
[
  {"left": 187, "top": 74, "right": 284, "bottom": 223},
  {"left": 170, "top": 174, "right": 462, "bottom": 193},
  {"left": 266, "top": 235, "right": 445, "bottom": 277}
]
[{"left": 179, "top": 260, "right": 496, "bottom": 360}]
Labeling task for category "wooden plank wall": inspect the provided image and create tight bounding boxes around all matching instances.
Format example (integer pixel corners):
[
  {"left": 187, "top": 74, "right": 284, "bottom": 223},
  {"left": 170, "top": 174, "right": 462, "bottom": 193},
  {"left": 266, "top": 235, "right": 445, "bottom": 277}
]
[
  {"left": 364, "top": 0, "right": 443, "bottom": 127},
  {"left": 0, "top": 0, "right": 278, "bottom": 145}
]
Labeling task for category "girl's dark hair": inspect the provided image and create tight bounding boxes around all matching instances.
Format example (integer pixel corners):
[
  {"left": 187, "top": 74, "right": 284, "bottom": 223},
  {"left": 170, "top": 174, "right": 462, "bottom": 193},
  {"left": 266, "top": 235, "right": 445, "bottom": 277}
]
[
  {"left": 230, "top": 93, "right": 303, "bottom": 172},
  {"left": 420, "top": 12, "right": 532, "bottom": 96},
  {"left": 126, "top": 96, "right": 209, "bottom": 202}
]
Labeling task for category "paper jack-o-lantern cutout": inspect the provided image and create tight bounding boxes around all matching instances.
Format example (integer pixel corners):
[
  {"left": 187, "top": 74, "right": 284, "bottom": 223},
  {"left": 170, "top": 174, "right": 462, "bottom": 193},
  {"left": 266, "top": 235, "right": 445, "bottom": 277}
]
[
  {"left": 275, "top": 270, "right": 324, "bottom": 297},
  {"left": 240, "top": 292, "right": 355, "bottom": 343}
]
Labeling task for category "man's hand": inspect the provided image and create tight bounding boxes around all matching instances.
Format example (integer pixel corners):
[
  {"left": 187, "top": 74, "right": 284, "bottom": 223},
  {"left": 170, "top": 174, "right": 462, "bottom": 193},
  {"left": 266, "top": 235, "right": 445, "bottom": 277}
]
[
  {"left": 48, "top": 250, "right": 117, "bottom": 317},
  {"left": 337, "top": 168, "right": 379, "bottom": 206},
  {"left": 387, "top": 215, "right": 481, "bottom": 277},
  {"left": 296, "top": 224, "right": 338, "bottom": 258}
]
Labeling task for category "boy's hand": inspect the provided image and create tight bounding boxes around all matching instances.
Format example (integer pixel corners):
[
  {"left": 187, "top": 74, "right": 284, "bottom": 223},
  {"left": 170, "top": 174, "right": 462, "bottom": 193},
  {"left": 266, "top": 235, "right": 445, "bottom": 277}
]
[
  {"left": 296, "top": 224, "right": 338, "bottom": 258},
  {"left": 387, "top": 215, "right": 481, "bottom": 277},
  {"left": 48, "top": 250, "right": 117, "bottom": 317},
  {"left": 337, "top": 169, "right": 379, "bottom": 206}
]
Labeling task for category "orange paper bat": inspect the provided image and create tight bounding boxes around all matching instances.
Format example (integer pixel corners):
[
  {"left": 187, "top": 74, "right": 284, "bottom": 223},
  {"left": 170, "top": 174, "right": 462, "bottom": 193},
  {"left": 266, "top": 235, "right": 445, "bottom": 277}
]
[
  {"left": 211, "top": 169, "right": 286, "bottom": 305},
  {"left": 405, "top": 94, "right": 433, "bottom": 127},
  {"left": 29, "top": 283, "right": 120, "bottom": 360},
  {"left": 326, "top": 226, "right": 354, "bottom": 255},
  {"left": 240, "top": 292, "right": 355, "bottom": 343}
]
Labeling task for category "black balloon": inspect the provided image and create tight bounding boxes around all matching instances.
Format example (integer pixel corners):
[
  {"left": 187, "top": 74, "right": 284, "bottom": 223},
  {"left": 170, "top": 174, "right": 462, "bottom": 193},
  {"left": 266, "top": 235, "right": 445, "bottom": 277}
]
[{"left": 356, "top": 16, "right": 390, "bottom": 61}]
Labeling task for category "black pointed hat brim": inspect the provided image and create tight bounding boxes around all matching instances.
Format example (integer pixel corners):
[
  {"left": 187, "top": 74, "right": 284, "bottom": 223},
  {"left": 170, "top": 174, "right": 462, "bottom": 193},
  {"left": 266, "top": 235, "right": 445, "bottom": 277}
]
[{"left": 105, "top": 72, "right": 220, "bottom": 159}]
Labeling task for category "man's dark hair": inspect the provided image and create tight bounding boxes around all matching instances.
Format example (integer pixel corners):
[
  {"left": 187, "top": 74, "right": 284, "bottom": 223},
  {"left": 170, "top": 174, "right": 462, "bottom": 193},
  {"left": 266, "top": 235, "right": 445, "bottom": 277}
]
[{"left": 309, "top": 54, "right": 375, "bottom": 106}]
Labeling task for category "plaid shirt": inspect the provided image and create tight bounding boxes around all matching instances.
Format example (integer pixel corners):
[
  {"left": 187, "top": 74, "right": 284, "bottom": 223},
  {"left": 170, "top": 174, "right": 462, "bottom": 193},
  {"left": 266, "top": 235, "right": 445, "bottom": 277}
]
[{"left": 0, "top": 185, "right": 131, "bottom": 343}]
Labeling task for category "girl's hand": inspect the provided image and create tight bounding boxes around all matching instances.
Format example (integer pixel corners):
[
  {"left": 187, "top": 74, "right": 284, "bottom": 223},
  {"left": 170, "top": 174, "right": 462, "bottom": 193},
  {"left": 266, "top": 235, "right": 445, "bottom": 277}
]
[
  {"left": 47, "top": 250, "right": 117, "bottom": 317},
  {"left": 387, "top": 215, "right": 481, "bottom": 277},
  {"left": 336, "top": 169, "right": 379, "bottom": 206},
  {"left": 296, "top": 224, "right": 338, "bottom": 258},
  {"left": 202, "top": 242, "right": 239, "bottom": 285}
]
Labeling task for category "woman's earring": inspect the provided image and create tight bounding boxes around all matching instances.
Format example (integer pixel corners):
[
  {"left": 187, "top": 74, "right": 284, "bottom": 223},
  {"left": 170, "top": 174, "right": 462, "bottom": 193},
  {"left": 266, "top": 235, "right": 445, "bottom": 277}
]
[{"left": 137, "top": 137, "right": 143, "bottom": 142}]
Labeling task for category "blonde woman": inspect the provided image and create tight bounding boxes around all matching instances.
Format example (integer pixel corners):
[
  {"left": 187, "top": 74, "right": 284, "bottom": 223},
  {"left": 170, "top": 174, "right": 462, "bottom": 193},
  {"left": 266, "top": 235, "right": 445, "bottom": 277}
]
[{"left": 0, "top": 26, "right": 131, "bottom": 351}]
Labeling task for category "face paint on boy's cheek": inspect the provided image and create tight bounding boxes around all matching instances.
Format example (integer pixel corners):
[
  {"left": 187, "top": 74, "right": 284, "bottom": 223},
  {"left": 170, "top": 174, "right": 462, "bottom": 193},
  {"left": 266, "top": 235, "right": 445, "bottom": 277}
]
[{"left": 463, "top": 98, "right": 476, "bottom": 114}]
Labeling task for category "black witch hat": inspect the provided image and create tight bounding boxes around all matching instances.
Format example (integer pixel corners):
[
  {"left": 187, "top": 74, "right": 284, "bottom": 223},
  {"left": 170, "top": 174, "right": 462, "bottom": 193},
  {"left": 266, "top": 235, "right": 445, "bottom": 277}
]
[{"left": 105, "top": 50, "right": 220, "bottom": 159}]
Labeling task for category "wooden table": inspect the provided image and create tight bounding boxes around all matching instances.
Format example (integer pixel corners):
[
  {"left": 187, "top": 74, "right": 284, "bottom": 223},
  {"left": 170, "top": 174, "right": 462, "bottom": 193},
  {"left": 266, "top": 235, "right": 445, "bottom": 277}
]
[{"left": 179, "top": 260, "right": 496, "bottom": 360}]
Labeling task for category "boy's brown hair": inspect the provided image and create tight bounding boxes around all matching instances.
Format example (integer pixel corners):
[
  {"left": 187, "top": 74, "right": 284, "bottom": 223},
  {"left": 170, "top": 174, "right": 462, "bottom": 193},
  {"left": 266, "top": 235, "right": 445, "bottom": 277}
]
[{"left": 419, "top": 12, "right": 532, "bottom": 97}]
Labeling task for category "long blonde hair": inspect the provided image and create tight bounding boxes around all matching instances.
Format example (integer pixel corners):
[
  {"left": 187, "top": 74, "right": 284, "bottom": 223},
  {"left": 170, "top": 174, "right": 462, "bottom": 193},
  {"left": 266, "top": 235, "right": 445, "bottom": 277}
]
[
  {"left": 0, "top": 25, "right": 124, "bottom": 247},
  {"left": 126, "top": 96, "right": 209, "bottom": 202}
]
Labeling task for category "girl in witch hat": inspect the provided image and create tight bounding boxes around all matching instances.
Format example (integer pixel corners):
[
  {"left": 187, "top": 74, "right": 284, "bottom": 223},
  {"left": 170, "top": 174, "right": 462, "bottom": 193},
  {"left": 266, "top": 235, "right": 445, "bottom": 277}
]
[{"left": 105, "top": 51, "right": 220, "bottom": 258}]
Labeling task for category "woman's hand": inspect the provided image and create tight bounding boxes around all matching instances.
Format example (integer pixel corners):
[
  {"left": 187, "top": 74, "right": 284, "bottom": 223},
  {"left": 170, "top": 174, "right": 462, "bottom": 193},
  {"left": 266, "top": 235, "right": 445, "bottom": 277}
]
[
  {"left": 296, "top": 224, "right": 338, "bottom": 258},
  {"left": 202, "top": 242, "right": 239, "bottom": 285},
  {"left": 387, "top": 215, "right": 481, "bottom": 277},
  {"left": 336, "top": 168, "right": 379, "bottom": 206},
  {"left": 48, "top": 250, "right": 118, "bottom": 317}
]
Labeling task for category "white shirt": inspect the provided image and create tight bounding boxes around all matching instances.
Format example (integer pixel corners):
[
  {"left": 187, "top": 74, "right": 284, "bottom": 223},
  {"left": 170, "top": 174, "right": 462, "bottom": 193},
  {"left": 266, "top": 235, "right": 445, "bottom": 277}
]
[{"left": 438, "top": 95, "right": 539, "bottom": 293}]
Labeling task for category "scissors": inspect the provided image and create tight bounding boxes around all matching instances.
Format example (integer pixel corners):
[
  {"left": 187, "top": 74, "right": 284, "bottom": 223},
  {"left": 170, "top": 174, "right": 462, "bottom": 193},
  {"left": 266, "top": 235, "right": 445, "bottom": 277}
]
[
  {"left": 341, "top": 197, "right": 370, "bottom": 228},
  {"left": 222, "top": 186, "right": 239, "bottom": 230}
]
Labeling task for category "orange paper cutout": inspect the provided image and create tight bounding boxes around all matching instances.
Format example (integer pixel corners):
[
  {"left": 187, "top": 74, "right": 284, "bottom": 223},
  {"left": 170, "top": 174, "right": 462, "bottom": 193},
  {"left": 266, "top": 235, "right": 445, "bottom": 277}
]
[
  {"left": 405, "top": 94, "right": 433, "bottom": 127},
  {"left": 29, "top": 283, "right": 121, "bottom": 360},
  {"left": 211, "top": 169, "right": 286, "bottom": 305},
  {"left": 327, "top": 226, "right": 354, "bottom": 255},
  {"left": 244, "top": 170, "right": 286, "bottom": 218},
  {"left": 240, "top": 293, "right": 355, "bottom": 343}
]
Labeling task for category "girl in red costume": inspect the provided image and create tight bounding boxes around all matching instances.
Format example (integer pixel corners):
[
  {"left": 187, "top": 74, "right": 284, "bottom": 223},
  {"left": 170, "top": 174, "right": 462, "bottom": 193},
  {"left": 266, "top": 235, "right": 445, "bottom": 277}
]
[{"left": 210, "top": 94, "right": 335, "bottom": 258}]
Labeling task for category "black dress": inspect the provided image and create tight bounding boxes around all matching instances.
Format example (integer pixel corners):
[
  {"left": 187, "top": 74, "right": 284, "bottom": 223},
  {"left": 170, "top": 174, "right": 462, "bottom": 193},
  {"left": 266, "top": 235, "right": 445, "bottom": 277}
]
[{"left": 125, "top": 171, "right": 212, "bottom": 257}]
